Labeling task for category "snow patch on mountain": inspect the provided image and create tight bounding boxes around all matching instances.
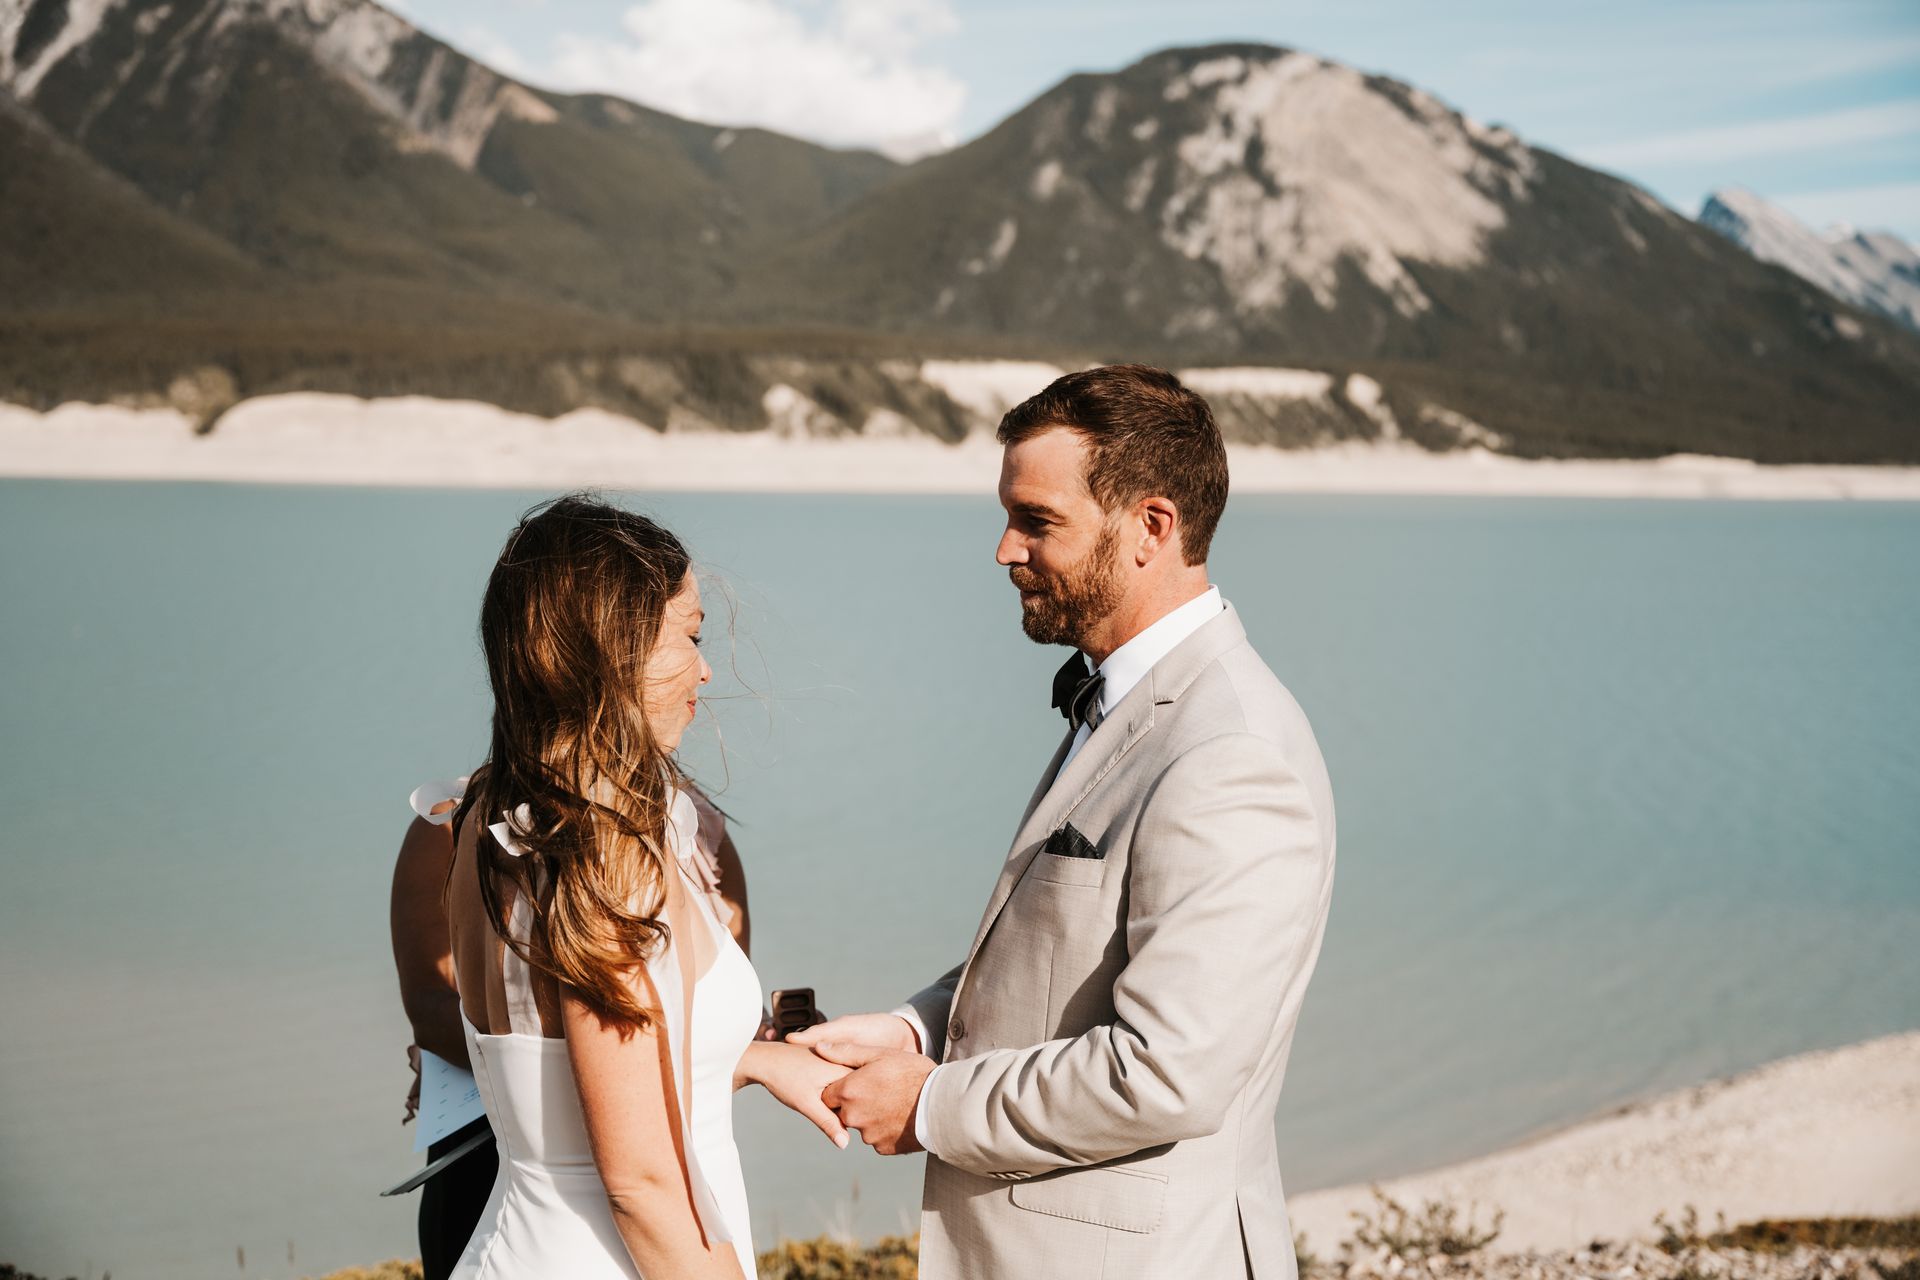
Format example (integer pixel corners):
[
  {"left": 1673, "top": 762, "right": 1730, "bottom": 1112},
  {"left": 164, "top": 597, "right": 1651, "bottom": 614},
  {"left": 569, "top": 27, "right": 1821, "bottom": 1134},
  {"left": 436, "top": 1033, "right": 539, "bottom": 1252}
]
[
  {"left": 1153, "top": 51, "right": 1537, "bottom": 320},
  {"left": 1700, "top": 187, "right": 1920, "bottom": 331}
]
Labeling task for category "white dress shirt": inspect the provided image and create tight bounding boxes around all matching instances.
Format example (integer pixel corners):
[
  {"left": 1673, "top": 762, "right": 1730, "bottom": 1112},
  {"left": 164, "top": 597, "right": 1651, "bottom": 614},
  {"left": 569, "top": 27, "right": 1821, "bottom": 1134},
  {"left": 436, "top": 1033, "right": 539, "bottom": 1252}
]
[{"left": 896, "top": 586, "right": 1225, "bottom": 1153}]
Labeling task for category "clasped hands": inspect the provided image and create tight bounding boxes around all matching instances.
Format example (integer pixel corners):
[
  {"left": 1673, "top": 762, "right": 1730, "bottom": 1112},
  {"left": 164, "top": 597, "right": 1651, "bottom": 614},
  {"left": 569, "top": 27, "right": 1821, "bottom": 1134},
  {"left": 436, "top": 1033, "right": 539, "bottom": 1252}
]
[{"left": 753, "top": 1011, "right": 934, "bottom": 1155}]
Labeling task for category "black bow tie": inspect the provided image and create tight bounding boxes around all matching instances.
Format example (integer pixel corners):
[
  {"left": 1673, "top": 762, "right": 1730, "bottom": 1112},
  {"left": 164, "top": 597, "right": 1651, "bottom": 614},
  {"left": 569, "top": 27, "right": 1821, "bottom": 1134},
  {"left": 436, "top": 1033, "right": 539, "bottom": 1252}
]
[{"left": 1051, "top": 652, "right": 1105, "bottom": 733}]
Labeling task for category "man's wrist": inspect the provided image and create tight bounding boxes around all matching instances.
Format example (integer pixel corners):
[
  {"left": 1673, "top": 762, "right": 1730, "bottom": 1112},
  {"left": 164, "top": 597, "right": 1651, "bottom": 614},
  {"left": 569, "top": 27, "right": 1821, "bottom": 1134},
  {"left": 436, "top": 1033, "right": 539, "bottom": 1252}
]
[
  {"left": 890, "top": 1006, "right": 929, "bottom": 1055},
  {"left": 911, "top": 1062, "right": 942, "bottom": 1154}
]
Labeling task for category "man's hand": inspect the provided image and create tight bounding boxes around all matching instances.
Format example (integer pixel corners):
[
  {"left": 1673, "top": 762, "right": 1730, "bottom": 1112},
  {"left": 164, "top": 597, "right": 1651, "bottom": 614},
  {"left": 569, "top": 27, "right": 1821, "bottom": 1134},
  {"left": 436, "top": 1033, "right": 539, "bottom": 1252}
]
[
  {"left": 814, "top": 1042, "right": 934, "bottom": 1156},
  {"left": 786, "top": 1012, "right": 920, "bottom": 1054}
]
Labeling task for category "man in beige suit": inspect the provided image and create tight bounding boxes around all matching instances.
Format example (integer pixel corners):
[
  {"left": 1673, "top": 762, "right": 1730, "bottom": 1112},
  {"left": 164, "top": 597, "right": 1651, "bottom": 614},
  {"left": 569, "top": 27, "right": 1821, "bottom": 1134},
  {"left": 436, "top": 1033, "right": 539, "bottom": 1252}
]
[{"left": 795, "top": 364, "right": 1336, "bottom": 1280}]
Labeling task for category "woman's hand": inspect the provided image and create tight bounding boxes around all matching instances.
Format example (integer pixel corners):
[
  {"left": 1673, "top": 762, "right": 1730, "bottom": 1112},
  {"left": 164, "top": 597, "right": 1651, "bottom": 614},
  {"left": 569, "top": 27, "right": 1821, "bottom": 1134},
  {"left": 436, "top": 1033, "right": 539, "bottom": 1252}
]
[{"left": 737, "top": 1041, "right": 853, "bottom": 1149}]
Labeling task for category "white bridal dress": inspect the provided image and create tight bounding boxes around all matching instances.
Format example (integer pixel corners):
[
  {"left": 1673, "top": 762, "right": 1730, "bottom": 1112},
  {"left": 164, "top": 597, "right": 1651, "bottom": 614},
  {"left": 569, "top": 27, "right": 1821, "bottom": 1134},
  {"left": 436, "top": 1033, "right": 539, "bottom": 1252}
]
[{"left": 414, "top": 781, "right": 761, "bottom": 1279}]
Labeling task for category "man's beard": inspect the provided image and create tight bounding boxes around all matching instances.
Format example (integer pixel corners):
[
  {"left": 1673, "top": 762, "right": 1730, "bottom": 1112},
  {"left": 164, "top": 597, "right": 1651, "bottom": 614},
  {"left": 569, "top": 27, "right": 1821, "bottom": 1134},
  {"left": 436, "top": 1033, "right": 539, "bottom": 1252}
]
[{"left": 1010, "top": 521, "right": 1124, "bottom": 648}]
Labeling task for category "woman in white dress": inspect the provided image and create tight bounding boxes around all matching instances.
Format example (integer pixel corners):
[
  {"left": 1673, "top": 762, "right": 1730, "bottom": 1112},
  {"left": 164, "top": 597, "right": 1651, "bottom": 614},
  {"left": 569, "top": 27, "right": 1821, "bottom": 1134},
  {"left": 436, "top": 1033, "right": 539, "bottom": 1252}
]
[{"left": 438, "top": 495, "right": 851, "bottom": 1279}]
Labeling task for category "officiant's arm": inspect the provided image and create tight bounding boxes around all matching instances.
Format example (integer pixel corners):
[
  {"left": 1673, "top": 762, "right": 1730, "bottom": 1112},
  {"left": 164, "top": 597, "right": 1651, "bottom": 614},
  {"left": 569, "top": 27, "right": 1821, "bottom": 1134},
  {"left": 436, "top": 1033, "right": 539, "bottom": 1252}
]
[
  {"left": 687, "top": 784, "right": 751, "bottom": 956},
  {"left": 389, "top": 813, "right": 469, "bottom": 1069},
  {"left": 919, "top": 734, "right": 1332, "bottom": 1179},
  {"left": 713, "top": 826, "right": 750, "bottom": 954}
]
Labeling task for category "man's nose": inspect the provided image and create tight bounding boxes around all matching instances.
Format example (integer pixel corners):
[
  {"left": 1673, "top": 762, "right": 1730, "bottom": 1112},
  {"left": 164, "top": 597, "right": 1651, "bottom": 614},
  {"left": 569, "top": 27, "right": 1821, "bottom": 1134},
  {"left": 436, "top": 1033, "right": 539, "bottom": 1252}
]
[
  {"left": 698, "top": 655, "right": 713, "bottom": 685},
  {"left": 995, "top": 529, "right": 1025, "bottom": 565}
]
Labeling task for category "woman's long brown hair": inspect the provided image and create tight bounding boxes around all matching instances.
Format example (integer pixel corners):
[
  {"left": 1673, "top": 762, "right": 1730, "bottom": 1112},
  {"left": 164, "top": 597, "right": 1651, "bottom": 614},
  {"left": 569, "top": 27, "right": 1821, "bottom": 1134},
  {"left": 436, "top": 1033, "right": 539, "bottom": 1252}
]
[{"left": 456, "top": 493, "right": 692, "bottom": 1033}]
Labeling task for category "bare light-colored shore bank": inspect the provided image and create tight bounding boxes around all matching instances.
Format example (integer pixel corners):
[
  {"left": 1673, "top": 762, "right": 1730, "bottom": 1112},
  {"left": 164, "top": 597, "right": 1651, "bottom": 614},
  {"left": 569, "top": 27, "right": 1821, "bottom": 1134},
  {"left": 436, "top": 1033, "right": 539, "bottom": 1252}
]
[
  {"left": 5, "top": 393, "right": 1920, "bottom": 498},
  {"left": 1286, "top": 1031, "right": 1920, "bottom": 1254}
]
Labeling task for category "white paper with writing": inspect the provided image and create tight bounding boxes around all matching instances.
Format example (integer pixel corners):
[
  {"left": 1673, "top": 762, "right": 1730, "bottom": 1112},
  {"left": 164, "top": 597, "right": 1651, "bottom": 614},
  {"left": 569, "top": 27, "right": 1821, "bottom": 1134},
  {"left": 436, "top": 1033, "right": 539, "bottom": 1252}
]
[{"left": 415, "top": 1049, "right": 486, "bottom": 1151}]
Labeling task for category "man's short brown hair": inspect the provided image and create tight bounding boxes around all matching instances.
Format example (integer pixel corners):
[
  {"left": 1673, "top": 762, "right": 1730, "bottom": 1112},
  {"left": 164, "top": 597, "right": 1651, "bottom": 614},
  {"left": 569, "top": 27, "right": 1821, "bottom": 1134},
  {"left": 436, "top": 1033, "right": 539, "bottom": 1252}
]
[{"left": 997, "top": 364, "right": 1229, "bottom": 565}]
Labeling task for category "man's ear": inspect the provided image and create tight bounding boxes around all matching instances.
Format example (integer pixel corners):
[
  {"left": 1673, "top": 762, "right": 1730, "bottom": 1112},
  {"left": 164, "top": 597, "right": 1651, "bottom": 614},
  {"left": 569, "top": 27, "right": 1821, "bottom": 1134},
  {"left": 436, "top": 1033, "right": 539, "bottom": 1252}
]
[{"left": 1136, "top": 496, "right": 1180, "bottom": 566}]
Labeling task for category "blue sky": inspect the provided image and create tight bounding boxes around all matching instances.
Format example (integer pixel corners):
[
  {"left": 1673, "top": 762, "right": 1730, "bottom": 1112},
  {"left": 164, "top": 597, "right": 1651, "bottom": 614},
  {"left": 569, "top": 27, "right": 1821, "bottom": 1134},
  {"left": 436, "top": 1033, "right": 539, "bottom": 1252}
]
[{"left": 391, "top": 0, "right": 1920, "bottom": 240}]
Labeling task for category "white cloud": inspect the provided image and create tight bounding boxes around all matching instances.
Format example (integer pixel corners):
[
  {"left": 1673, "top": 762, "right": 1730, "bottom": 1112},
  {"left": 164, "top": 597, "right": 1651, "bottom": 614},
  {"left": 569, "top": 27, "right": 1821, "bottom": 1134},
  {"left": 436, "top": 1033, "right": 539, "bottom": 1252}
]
[
  {"left": 1771, "top": 180, "right": 1920, "bottom": 242},
  {"left": 547, "top": 0, "right": 965, "bottom": 159},
  {"left": 1578, "top": 100, "right": 1920, "bottom": 169}
]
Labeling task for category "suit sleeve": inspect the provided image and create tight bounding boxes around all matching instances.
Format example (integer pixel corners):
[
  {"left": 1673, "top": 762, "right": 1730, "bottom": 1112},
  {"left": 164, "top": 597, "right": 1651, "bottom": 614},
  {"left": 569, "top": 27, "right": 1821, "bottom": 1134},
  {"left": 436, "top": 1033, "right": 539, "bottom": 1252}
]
[
  {"left": 920, "top": 732, "right": 1331, "bottom": 1178},
  {"left": 896, "top": 962, "right": 964, "bottom": 1061}
]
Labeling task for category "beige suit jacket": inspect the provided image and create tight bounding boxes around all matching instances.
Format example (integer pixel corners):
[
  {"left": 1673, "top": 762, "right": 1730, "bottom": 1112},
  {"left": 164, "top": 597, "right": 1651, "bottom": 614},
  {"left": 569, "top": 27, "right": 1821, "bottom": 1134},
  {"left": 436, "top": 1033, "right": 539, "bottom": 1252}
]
[{"left": 904, "top": 602, "right": 1336, "bottom": 1280}]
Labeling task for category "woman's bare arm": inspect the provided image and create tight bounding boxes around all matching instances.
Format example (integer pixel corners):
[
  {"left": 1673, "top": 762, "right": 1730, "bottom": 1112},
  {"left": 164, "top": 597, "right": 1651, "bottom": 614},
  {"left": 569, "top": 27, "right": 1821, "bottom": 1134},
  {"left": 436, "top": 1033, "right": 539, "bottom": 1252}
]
[
  {"left": 565, "top": 987, "right": 746, "bottom": 1280},
  {"left": 389, "top": 814, "right": 470, "bottom": 1068}
]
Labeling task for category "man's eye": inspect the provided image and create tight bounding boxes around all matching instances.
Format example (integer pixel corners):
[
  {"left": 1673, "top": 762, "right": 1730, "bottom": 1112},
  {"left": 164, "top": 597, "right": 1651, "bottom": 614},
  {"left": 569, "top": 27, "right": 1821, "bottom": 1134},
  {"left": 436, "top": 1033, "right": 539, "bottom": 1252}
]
[{"left": 691, "top": 634, "right": 704, "bottom": 648}]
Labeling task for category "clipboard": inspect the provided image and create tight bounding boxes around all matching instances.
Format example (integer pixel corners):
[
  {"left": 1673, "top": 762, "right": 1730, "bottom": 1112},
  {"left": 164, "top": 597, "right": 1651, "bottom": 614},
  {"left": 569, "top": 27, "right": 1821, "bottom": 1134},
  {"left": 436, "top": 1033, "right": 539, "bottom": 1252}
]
[
  {"left": 379, "top": 1126, "right": 494, "bottom": 1197},
  {"left": 416, "top": 1050, "right": 486, "bottom": 1150}
]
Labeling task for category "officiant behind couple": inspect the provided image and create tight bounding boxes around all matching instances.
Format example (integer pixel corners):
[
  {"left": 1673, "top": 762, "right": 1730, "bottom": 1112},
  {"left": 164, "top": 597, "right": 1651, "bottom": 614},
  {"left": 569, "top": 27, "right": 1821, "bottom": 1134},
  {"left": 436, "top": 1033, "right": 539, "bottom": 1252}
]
[{"left": 385, "top": 363, "right": 1337, "bottom": 1280}]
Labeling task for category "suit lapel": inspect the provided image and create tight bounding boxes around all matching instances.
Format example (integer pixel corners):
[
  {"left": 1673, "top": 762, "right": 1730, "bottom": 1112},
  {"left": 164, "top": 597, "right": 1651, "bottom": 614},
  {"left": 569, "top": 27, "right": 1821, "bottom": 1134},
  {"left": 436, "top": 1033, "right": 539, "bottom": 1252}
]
[
  {"left": 1015, "top": 729, "right": 1075, "bottom": 838},
  {"left": 961, "top": 680, "right": 1158, "bottom": 967},
  {"left": 961, "top": 603, "right": 1253, "bottom": 971}
]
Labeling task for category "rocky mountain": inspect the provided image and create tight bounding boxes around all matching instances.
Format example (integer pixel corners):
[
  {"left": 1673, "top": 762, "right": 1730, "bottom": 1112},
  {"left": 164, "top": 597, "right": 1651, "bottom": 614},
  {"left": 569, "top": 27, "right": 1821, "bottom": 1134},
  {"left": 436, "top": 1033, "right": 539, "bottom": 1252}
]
[
  {"left": 3, "top": 0, "right": 1918, "bottom": 464},
  {"left": 1700, "top": 187, "right": 1920, "bottom": 333},
  {"left": 0, "top": 0, "right": 895, "bottom": 317},
  {"left": 746, "top": 45, "right": 1920, "bottom": 461}
]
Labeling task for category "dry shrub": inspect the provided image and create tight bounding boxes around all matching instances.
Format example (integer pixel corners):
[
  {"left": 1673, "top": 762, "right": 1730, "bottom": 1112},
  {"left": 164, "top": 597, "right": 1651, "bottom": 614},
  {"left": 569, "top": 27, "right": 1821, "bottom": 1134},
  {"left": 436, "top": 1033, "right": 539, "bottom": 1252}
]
[{"left": 756, "top": 1234, "right": 919, "bottom": 1280}]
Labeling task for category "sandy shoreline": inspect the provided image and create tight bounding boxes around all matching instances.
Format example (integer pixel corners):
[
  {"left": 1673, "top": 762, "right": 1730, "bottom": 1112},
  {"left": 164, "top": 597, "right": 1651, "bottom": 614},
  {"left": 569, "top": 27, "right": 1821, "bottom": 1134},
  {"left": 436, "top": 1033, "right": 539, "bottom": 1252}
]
[
  {"left": 1285, "top": 1031, "right": 1920, "bottom": 1253},
  {"left": 5, "top": 393, "right": 1920, "bottom": 498}
]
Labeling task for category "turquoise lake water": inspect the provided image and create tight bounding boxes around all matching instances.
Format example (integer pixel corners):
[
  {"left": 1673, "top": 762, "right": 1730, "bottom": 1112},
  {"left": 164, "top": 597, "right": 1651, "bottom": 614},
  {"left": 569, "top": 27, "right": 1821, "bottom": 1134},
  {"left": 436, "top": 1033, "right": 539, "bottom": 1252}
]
[{"left": 2, "top": 481, "right": 1917, "bottom": 1279}]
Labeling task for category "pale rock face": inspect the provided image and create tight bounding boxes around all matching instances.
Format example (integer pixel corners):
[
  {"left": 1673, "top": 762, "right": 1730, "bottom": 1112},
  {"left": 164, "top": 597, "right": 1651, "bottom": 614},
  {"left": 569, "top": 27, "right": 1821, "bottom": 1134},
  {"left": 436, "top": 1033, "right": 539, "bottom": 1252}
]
[
  {"left": 963, "top": 218, "right": 1019, "bottom": 276},
  {"left": 1701, "top": 187, "right": 1920, "bottom": 331},
  {"left": 1029, "top": 159, "right": 1063, "bottom": 201},
  {"left": 917, "top": 360, "right": 1067, "bottom": 430},
  {"left": 499, "top": 83, "right": 558, "bottom": 125},
  {"left": 1344, "top": 372, "right": 1401, "bottom": 440},
  {"left": 1153, "top": 51, "right": 1537, "bottom": 319},
  {"left": 0, "top": 0, "right": 557, "bottom": 170},
  {"left": 256, "top": 0, "right": 533, "bottom": 169},
  {"left": 1084, "top": 85, "right": 1119, "bottom": 144},
  {"left": 1420, "top": 403, "right": 1506, "bottom": 449},
  {"left": 3, "top": 0, "right": 123, "bottom": 96},
  {"left": 761, "top": 383, "right": 842, "bottom": 438},
  {"left": 860, "top": 408, "right": 917, "bottom": 439},
  {"left": 1613, "top": 207, "right": 1649, "bottom": 254},
  {"left": 1178, "top": 367, "right": 1335, "bottom": 400},
  {"left": 1123, "top": 157, "right": 1158, "bottom": 213}
]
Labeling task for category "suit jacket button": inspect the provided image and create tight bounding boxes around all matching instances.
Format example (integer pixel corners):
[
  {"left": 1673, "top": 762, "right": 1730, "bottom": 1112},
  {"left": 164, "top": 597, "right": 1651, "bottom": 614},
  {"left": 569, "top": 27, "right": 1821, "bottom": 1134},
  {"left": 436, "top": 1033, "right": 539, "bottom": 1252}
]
[{"left": 948, "top": 1016, "right": 966, "bottom": 1041}]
